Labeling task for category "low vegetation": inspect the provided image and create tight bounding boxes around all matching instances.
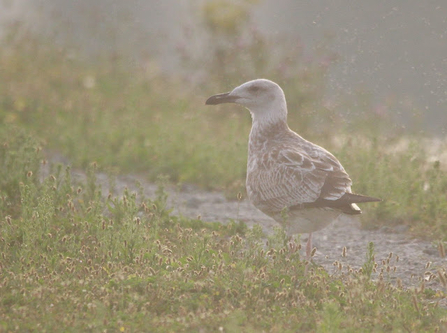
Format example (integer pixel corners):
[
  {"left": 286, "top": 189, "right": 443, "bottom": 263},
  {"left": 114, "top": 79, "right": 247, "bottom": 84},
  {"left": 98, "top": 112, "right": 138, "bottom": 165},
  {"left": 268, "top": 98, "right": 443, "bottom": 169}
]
[{"left": 1, "top": 130, "right": 446, "bottom": 331}]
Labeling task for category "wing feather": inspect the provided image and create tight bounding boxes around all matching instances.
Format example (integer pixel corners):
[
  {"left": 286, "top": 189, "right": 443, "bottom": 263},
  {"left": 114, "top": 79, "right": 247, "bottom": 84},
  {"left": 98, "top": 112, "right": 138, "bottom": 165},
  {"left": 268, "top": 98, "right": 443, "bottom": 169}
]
[{"left": 246, "top": 140, "right": 353, "bottom": 213}]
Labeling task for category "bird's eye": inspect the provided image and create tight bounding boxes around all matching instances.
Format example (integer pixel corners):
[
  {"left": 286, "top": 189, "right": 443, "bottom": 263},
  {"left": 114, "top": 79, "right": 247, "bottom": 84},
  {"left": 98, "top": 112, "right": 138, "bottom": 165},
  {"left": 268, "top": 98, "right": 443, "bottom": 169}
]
[{"left": 248, "top": 85, "right": 260, "bottom": 93}]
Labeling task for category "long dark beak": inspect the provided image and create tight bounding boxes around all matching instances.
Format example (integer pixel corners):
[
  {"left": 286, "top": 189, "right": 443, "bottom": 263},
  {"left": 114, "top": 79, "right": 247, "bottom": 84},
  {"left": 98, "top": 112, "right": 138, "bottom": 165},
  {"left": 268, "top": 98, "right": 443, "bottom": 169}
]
[{"left": 205, "top": 92, "right": 239, "bottom": 105}]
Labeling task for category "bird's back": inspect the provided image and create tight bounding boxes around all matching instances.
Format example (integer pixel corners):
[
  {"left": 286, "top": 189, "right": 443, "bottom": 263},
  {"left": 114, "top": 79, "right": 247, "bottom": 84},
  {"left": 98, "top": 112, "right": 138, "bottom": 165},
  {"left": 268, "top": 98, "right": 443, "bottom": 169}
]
[
  {"left": 246, "top": 121, "right": 380, "bottom": 234},
  {"left": 247, "top": 122, "right": 350, "bottom": 211}
]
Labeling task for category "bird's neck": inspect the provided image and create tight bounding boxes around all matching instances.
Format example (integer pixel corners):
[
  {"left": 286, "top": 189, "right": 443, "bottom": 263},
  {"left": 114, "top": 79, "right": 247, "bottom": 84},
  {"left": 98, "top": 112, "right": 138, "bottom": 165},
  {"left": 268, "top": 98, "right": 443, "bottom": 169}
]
[
  {"left": 249, "top": 114, "right": 290, "bottom": 149},
  {"left": 250, "top": 102, "right": 287, "bottom": 124}
]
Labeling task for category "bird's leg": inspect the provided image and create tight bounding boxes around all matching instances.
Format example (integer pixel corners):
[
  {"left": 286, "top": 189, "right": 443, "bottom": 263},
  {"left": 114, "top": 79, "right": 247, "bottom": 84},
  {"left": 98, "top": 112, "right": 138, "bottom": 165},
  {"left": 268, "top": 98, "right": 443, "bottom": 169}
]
[
  {"left": 303, "top": 233, "right": 313, "bottom": 275},
  {"left": 306, "top": 233, "right": 313, "bottom": 259}
]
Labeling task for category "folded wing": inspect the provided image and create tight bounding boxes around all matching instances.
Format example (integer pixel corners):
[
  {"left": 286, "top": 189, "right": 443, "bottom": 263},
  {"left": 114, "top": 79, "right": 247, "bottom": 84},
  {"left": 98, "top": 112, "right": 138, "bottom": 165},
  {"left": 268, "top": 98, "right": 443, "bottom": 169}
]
[{"left": 246, "top": 141, "right": 380, "bottom": 215}]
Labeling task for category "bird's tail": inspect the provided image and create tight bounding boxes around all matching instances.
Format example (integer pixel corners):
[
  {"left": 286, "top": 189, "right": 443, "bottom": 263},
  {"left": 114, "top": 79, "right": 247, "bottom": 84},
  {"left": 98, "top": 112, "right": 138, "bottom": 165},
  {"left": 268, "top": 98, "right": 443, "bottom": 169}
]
[
  {"left": 344, "top": 192, "right": 382, "bottom": 203},
  {"left": 339, "top": 193, "right": 381, "bottom": 215}
]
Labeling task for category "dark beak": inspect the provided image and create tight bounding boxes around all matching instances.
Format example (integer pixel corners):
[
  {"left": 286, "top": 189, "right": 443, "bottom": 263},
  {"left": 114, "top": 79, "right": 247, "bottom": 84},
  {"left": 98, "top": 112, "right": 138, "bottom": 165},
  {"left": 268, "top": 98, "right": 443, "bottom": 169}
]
[{"left": 205, "top": 92, "right": 239, "bottom": 105}]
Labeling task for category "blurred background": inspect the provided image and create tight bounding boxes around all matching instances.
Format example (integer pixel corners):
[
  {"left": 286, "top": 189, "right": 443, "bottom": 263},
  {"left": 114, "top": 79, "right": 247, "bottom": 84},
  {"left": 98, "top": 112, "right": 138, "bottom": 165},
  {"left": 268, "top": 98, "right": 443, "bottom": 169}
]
[{"left": 2, "top": 0, "right": 446, "bottom": 133}]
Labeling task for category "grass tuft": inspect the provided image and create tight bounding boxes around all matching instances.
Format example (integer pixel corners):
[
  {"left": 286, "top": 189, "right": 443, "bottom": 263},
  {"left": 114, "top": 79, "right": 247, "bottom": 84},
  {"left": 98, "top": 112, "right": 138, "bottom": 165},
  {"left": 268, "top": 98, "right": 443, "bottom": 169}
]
[{"left": 1, "top": 130, "right": 446, "bottom": 331}]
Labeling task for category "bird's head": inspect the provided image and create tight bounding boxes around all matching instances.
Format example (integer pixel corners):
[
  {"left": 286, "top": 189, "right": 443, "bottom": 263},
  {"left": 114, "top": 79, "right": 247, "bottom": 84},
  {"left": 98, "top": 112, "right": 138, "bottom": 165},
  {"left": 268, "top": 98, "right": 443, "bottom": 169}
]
[{"left": 206, "top": 79, "right": 287, "bottom": 122}]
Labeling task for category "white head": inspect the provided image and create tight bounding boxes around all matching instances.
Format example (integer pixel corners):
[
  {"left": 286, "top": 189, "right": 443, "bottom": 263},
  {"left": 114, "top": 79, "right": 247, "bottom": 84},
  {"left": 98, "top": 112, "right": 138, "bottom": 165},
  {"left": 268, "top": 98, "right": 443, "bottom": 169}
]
[{"left": 206, "top": 79, "right": 288, "bottom": 124}]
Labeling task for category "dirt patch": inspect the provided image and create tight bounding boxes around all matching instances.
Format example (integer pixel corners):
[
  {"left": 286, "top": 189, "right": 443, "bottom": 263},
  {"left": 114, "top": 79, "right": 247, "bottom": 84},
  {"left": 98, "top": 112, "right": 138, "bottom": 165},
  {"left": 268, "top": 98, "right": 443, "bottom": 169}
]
[{"left": 42, "top": 161, "right": 447, "bottom": 295}]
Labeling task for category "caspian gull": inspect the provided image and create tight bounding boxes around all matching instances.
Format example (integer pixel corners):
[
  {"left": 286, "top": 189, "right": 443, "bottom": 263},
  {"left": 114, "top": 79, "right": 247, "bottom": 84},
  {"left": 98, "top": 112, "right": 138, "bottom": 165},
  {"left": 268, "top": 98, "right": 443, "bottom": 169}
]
[{"left": 206, "top": 79, "right": 381, "bottom": 258}]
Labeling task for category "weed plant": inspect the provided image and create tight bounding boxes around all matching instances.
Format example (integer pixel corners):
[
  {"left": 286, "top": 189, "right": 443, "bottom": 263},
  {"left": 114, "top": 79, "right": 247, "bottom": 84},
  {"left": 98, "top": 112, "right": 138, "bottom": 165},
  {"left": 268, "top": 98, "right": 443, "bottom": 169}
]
[
  {"left": 337, "top": 136, "right": 447, "bottom": 238},
  {"left": 1, "top": 131, "right": 446, "bottom": 331}
]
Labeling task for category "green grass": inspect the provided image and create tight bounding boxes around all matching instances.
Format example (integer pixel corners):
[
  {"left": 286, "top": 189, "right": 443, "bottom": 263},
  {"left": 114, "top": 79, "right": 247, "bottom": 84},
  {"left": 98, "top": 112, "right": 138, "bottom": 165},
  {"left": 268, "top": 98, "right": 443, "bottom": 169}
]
[
  {"left": 337, "top": 137, "right": 447, "bottom": 238},
  {"left": 1, "top": 130, "right": 446, "bottom": 331},
  {"left": 0, "top": 36, "right": 251, "bottom": 192}
]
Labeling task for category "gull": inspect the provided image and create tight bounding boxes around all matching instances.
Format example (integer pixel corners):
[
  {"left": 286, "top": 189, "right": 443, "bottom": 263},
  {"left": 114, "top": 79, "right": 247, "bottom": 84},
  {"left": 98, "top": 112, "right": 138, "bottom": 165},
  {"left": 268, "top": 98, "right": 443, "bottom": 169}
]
[{"left": 206, "top": 79, "right": 381, "bottom": 258}]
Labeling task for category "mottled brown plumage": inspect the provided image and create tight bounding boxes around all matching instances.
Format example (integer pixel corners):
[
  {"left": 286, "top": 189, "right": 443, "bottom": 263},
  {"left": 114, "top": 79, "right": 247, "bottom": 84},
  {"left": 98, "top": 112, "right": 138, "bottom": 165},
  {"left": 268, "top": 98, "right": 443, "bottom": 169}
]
[{"left": 206, "top": 79, "right": 381, "bottom": 257}]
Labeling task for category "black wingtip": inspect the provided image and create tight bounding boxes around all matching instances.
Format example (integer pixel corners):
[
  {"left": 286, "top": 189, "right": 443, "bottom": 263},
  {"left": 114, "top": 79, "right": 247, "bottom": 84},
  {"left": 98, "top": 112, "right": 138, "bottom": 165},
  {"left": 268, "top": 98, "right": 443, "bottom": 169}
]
[{"left": 345, "top": 193, "right": 382, "bottom": 203}]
